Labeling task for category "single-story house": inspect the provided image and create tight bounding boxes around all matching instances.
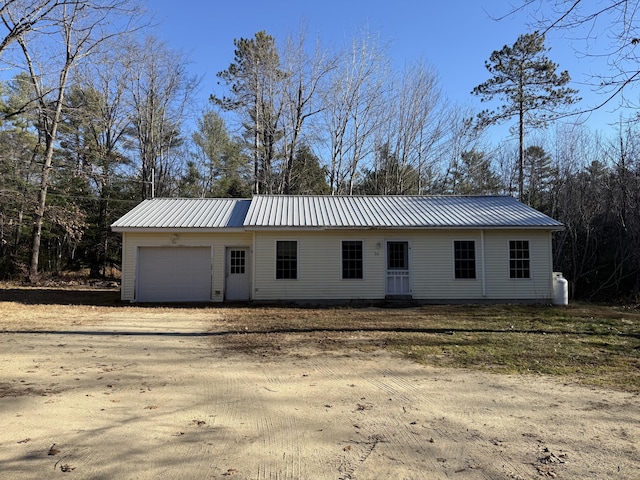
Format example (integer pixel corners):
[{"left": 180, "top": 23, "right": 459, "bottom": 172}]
[{"left": 110, "top": 195, "right": 564, "bottom": 303}]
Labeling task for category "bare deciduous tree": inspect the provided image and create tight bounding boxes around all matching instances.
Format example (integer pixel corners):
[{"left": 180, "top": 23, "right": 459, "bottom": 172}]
[
  {"left": 2, "top": 0, "right": 145, "bottom": 281},
  {"left": 279, "top": 27, "right": 336, "bottom": 194},
  {"left": 0, "top": 0, "right": 61, "bottom": 57},
  {"left": 127, "top": 36, "right": 199, "bottom": 199},
  {"left": 63, "top": 39, "right": 137, "bottom": 276},
  {"left": 374, "top": 61, "right": 447, "bottom": 194},
  {"left": 323, "top": 30, "right": 388, "bottom": 194}
]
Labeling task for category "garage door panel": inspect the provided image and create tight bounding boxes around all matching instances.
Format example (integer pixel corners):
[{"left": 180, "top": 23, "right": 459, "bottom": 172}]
[{"left": 137, "top": 247, "right": 211, "bottom": 302}]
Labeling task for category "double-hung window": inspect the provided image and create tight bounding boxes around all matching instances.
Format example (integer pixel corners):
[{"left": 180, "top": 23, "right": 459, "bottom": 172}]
[
  {"left": 509, "top": 240, "right": 530, "bottom": 279},
  {"left": 276, "top": 241, "right": 297, "bottom": 279},
  {"left": 342, "top": 241, "right": 363, "bottom": 279},
  {"left": 454, "top": 240, "right": 476, "bottom": 279}
]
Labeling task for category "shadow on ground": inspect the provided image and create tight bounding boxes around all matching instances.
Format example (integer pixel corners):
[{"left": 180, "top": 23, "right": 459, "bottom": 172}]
[{"left": 0, "top": 288, "right": 122, "bottom": 306}]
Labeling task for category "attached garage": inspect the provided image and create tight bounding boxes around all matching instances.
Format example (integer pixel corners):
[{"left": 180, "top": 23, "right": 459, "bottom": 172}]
[{"left": 136, "top": 247, "right": 212, "bottom": 302}]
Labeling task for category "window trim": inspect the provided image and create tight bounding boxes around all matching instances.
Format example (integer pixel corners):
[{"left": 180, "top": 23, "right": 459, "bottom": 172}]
[
  {"left": 275, "top": 240, "right": 298, "bottom": 280},
  {"left": 452, "top": 239, "right": 477, "bottom": 280},
  {"left": 341, "top": 240, "right": 364, "bottom": 280},
  {"left": 508, "top": 239, "right": 531, "bottom": 280}
]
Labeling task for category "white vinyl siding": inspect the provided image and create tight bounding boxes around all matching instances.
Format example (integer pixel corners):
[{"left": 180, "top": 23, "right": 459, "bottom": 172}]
[
  {"left": 253, "top": 229, "right": 553, "bottom": 302},
  {"left": 483, "top": 230, "right": 552, "bottom": 300},
  {"left": 412, "top": 231, "right": 483, "bottom": 299},
  {"left": 253, "top": 231, "right": 385, "bottom": 300},
  {"left": 120, "top": 228, "right": 553, "bottom": 303}
]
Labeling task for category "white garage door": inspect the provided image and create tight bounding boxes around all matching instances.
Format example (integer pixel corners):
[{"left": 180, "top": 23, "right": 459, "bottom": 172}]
[{"left": 137, "top": 247, "right": 212, "bottom": 302}]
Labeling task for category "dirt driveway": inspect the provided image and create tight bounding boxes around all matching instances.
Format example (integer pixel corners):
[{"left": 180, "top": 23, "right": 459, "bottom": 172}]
[{"left": 1, "top": 299, "right": 638, "bottom": 479}]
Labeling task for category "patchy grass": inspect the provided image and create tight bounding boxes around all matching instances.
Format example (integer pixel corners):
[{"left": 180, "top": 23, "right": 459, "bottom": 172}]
[
  {"left": 1, "top": 284, "right": 638, "bottom": 393},
  {"left": 219, "top": 303, "right": 640, "bottom": 393}
]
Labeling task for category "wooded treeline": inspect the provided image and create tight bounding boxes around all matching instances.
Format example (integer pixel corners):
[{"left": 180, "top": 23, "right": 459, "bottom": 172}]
[{"left": 0, "top": 1, "right": 638, "bottom": 301}]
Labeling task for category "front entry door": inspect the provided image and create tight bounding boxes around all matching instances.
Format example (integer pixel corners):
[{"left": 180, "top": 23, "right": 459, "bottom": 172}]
[
  {"left": 386, "top": 241, "right": 410, "bottom": 295},
  {"left": 225, "top": 247, "right": 250, "bottom": 301}
]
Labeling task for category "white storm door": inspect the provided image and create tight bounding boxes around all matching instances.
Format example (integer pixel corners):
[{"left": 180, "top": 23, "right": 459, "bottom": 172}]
[
  {"left": 386, "top": 241, "right": 410, "bottom": 295},
  {"left": 225, "top": 247, "right": 250, "bottom": 301}
]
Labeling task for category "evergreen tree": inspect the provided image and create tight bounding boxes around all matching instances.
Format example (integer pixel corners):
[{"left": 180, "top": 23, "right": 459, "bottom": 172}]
[
  {"left": 457, "top": 150, "right": 502, "bottom": 195},
  {"left": 189, "top": 109, "right": 251, "bottom": 197},
  {"left": 523, "top": 145, "right": 554, "bottom": 209},
  {"left": 357, "top": 142, "right": 420, "bottom": 195},
  {"left": 0, "top": 74, "right": 40, "bottom": 277},
  {"left": 213, "top": 31, "right": 284, "bottom": 194},
  {"left": 472, "top": 31, "right": 579, "bottom": 202},
  {"left": 59, "top": 81, "right": 134, "bottom": 277},
  {"left": 286, "top": 144, "right": 329, "bottom": 195}
]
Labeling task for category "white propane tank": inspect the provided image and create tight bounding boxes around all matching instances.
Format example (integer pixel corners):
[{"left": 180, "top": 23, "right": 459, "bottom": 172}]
[{"left": 552, "top": 272, "right": 569, "bottom": 305}]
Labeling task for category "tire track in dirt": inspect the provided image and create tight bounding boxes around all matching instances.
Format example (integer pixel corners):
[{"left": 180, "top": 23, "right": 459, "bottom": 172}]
[
  {"left": 255, "top": 415, "right": 302, "bottom": 480},
  {"left": 357, "top": 363, "right": 531, "bottom": 479},
  {"left": 159, "top": 341, "right": 244, "bottom": 479},
  {"left": 252, "top": 367, "right": 307, "bottom": 480},
  {"left": 4, "top": 321, "right": 637, "bottom": 480}
]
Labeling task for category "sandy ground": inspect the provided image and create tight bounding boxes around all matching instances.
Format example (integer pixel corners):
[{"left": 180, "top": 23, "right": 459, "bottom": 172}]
[{"left": 0, "top": 303, "right": 639, "bottom": 479}]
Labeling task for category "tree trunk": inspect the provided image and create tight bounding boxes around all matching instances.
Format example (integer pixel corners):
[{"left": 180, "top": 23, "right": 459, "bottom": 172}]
[
  {"left": 518, "top": 104, "right": 525, "bottom": 202},
  {"left": 24, "top": 48, "right": 70, "bottom": 282},
  {"left": 28, "top": 170, "right": 49, "bottom": 282}
]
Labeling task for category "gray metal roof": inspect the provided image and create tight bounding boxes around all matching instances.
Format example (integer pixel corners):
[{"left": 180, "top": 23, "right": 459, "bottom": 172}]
[
  {"left": 111, "top": 198, "right": 251, "bottom": 230},
  {"left": 111, "top": 195, "right": 563, "bottom": 231},
  {"left": 243, "top": 195, "right": 563, "bottom": 229}
]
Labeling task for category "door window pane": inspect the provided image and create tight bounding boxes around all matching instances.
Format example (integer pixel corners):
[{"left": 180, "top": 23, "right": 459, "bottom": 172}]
[
  {"left": 230, "top": 250, "right": 245, "bottom": 274},
  {"left": 387, "top": 242, "right": 408, "bottom": 270}
]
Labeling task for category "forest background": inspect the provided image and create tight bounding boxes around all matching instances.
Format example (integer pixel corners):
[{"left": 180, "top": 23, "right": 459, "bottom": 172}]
[{"left": 0, "top": 0, "right": 639, "bottom": 302}]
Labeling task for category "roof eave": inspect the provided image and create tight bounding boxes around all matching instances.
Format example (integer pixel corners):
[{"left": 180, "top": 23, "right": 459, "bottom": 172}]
[
  {"left": 111, "top": 227, "right": 248, "bottom": 233},
  {"left": 242, "top": 224, "right": 564, "bottom": 231}
]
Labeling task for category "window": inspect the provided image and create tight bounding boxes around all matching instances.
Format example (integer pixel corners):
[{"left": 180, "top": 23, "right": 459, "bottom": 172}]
[
  {"left": 276, "top": 241, "right": 297, "bottom": 279},
  {"left": 509, "top": 240, "right": 530, "bottom": 279},
  {"left": 387, "top": 242, "right": 408, "bottom": 270},
  {"left": 230, "top": 250, "right": 246, "bottom": 274},
  {"left": 342, "top": 241, "right": 363, "bottom": 279},
  {"left": 454, "top": 241, "right": 476, "bottom": 279}
]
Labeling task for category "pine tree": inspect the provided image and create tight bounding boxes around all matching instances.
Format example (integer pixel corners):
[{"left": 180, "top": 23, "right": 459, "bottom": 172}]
[
  {"left": 213, "top": 31, "right": 284, "bottom": 194},
  {"left": 472, "top": 31, "right": 579, "bottom": 202}
]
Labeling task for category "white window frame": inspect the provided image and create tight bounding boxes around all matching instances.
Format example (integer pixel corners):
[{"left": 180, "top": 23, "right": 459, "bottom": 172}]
[
  {"left": 508, "top": 239, "right": 531, "bottom": 280},
  {"left": 341, "top": 239, "right": 365, "bottom": 280},
  {"left": 452, "top": 239, "right": 477, "bottom": 280}
]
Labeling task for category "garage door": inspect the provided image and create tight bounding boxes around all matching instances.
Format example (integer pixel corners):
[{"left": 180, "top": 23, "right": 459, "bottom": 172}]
[{"left": 137, "top": 247, "right": 212, "bottom": 302}]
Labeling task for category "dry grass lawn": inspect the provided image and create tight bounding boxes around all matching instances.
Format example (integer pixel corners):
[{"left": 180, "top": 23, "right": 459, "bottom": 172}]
[
  {"left": 2, "top": 285, "right": 639, "bottom": 392},
  {"left": 1, "top": 285, "right": 639, "bottom": 479}
]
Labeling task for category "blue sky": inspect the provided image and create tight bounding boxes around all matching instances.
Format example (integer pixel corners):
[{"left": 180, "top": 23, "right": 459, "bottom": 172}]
[{"left": 145, "top": 0, "right": 628, "bottom": 140}]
